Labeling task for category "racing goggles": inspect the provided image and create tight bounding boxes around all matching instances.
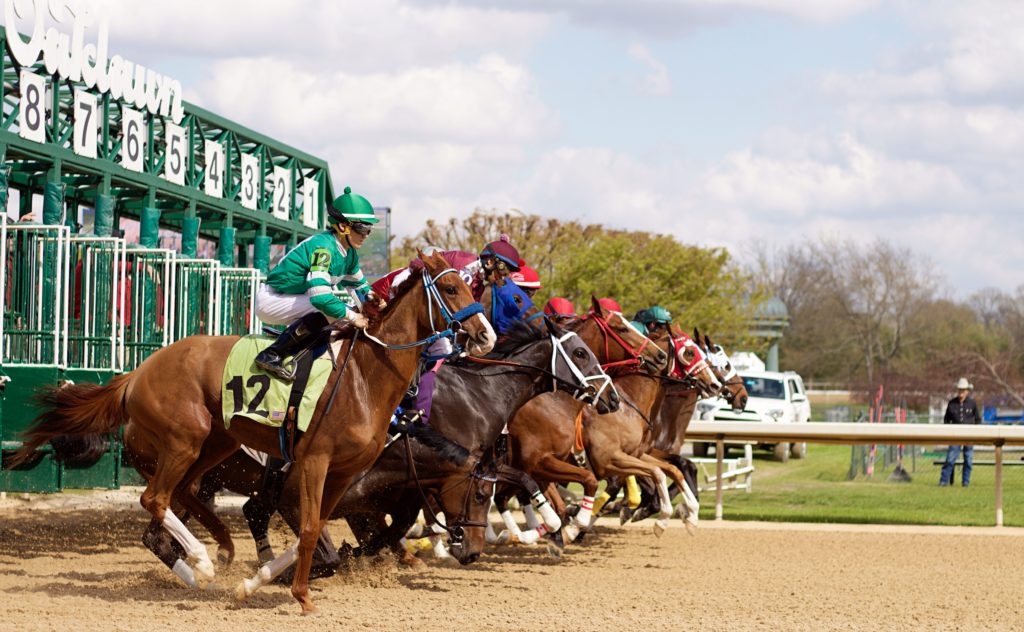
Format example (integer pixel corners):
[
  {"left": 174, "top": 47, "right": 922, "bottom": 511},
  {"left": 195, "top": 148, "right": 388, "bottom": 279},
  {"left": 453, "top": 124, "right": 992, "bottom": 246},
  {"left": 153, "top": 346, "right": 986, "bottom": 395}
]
[{"left": 349, "top": 221, "right": 373, "bottom": 236}]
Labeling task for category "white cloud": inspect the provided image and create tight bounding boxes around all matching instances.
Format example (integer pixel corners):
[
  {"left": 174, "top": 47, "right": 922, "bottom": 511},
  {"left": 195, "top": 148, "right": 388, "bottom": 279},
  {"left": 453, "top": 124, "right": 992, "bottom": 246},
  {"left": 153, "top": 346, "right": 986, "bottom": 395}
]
[{"left": 628, "top": 43, "right": 672, "bottom": 96}]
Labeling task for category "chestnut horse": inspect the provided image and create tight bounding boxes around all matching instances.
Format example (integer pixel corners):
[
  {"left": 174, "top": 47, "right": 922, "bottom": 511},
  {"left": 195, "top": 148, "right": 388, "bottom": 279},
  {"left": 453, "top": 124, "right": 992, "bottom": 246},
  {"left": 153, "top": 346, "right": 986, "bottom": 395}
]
[
  {"left": 12, "top": 252, "right": 495, "bottom": 613},
  {"left": 500, "top": 317, "right": 720, "bottom": 542}
]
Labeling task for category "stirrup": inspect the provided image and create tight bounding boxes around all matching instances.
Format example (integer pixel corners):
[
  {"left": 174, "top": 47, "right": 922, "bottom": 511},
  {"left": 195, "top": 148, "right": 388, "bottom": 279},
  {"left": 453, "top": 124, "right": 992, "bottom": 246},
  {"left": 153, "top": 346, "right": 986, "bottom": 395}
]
[{"left": 255, "top": 357, "right": 298, "bottom": 382}]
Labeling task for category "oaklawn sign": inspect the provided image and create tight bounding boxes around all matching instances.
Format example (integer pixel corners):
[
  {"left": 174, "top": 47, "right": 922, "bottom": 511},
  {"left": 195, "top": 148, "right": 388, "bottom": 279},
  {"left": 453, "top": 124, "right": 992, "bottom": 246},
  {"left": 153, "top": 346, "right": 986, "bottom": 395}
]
[{"left": 3, "top": 0, "right": 184, "bottom": 123}]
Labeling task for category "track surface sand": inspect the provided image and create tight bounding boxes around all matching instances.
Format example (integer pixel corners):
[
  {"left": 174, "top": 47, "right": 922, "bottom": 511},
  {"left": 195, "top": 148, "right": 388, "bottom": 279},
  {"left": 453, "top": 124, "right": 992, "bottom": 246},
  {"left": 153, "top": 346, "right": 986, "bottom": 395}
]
[{"left": 2, "top": 495, "right": 1023, "bottom": 631}]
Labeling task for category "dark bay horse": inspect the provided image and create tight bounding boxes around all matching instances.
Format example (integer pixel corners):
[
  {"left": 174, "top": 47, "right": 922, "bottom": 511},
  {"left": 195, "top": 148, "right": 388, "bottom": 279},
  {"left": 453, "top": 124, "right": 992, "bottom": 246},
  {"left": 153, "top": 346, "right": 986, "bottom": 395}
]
[{"left": 12, "top": 252, "right": 495, "bottom": 613}]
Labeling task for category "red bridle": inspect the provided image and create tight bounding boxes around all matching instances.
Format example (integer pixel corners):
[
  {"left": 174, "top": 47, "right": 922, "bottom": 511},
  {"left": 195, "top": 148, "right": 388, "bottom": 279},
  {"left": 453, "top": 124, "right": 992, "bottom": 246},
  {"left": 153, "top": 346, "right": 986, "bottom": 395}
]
[
  {"left": 584, "top": 310, "right": 652, "bottom": 372},
  {"left": 669, "top": 332, "right": 710, "bottom": 378}
]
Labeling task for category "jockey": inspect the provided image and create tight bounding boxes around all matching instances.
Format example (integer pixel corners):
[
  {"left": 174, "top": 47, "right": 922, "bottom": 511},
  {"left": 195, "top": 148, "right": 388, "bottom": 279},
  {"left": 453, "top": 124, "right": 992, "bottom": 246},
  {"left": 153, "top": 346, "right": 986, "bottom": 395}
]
[
  {"left": 253, "top": 186, "right": 378, "bottom": 381},
  {"left": 474, "top": 235, "right": 520, "bottom": 299},
  {"left": 543, "top": 297, "right": 576, "bottom": 325},
  {"left": 510, "top": 262, "right": 542, "bottom": 299},
  {"left": 636, "top": 305, "right": 673, "bottom": 335}
]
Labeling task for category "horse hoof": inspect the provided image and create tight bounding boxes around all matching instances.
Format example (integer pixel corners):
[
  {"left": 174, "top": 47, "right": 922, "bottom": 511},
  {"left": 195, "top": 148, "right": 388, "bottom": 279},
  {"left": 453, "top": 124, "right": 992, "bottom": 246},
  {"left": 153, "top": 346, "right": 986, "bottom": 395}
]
[
  {"left": 235, "top": 580, "right": 250, "bottom": 602},
  {"left": 495, "top": 530, "right": 512, "bottom": 545},
  {"left": 545, "top": 542, "right": 563, "bottom": 559},
  {"left": 653, "top": 520, "right": 667, "bottom": 538},
  {"left": 217, "top": 547, "right": 234, "bottom": 567},
  {"left": 193, "top": 558, "right": 216, "bottom": 584},
  {"left": 300, "top": 604, "right": 320, "bottom": 616},
  {"left": 685, "top": 520, "right": 698, "bottom": 536}
]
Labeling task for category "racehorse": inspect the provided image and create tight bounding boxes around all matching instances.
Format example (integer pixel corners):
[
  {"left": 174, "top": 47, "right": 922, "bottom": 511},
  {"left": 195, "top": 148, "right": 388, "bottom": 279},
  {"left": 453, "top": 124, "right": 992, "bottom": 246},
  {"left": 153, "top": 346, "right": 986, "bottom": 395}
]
[
  {"left": 498, "top": 316, "right": 721, "bottom": 542},
  {"left": 11, "top": 252, "right": 495, "bottom": 614},
  {"left": 145, "top": 318, "right": 616, "bottom": 578}
]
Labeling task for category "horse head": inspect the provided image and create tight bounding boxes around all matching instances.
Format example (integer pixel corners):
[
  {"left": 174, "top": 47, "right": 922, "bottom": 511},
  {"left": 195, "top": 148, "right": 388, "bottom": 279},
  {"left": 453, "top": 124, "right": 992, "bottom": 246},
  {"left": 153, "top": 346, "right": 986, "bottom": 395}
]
[
  {"left": 701, "top": 331, "right": 747, "bottom": 412},
  {"left": 419, "top": 250, "right": 496, "bottom": 356},
  {"left": 583, "top": 295, "right": 669, "bottom": 371},
  {"left": 543, "top": 318, "right": 620, "bottom": 414},
  {"left": 668, "top": 325, "right": 721, "bottom": 396}
]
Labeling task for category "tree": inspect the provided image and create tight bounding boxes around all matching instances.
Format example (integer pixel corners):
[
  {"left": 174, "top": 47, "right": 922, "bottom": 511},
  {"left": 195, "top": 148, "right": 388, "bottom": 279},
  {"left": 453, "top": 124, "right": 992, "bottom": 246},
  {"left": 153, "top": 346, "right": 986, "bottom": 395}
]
[{"left": 395, "top": 210, "right": 760, "bottom": 345}]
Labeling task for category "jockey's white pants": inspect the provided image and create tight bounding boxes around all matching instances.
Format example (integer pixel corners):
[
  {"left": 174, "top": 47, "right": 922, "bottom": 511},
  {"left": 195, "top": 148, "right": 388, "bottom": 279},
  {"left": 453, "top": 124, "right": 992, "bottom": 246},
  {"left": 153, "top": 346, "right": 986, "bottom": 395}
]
[{"left": 255, "top": 284, "right": 334, "bottom": 326}]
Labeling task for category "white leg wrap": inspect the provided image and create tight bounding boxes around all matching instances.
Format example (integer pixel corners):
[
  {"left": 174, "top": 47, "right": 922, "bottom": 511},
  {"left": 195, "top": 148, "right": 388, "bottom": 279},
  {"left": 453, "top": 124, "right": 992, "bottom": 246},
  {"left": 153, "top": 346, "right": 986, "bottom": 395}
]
[
  {"left": 654, "top": 470, "right": 673, "bottom": 520},
  {"left": 531, "top": 491, "right": 562, "bottom": 531},
  {"left": 574, "top": 495, "right": 595, "bottom": 528},
  {"left": 163, "top": 509, "right": 214, "bottom": 582},
  {"left": 500, "top": 510, "right": 523, "bottom": 537},
  {"left": 236, "top": 541, "right": 298, "bottom": 601},
  {"left": 681, "top": 480, "right": 700, "bottom": 526},
  {"left": 430, "top": 513, "right": 448, "bottom": 535},
  {"left": 171, "top": 558, "right": 198, "bottom": 589},
  {"left": 485, "top": 520, "right": 499, "bottom": 545},
  {"left": 430, "top": 534, "right": 451, "bottom": 559},
  {"left": 406, "top": 523, "right": 425, "bottom": 539},
  {"left": 517, "top": 524, "right": 547, "bottom": 546},
  {"left": 522, "top": 504, "right": 541, "bottom": 530}
]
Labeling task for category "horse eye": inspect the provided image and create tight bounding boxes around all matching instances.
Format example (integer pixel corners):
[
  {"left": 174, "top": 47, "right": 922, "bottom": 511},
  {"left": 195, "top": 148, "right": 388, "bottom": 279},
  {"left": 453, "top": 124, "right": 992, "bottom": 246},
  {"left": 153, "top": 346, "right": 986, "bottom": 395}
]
[
  {"left": 445, "top": 285, "right": 457, "bottom": 295},
  {"left": 573, "top": 348, "right": 587, "bottom": 359}
]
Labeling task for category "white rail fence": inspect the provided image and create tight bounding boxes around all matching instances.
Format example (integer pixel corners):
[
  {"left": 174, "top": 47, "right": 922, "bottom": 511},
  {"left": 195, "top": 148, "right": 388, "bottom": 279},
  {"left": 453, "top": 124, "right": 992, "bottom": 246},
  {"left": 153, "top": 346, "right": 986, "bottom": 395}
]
[{"left": 686, "top": 422, "right": 1024, "bottom": 527}]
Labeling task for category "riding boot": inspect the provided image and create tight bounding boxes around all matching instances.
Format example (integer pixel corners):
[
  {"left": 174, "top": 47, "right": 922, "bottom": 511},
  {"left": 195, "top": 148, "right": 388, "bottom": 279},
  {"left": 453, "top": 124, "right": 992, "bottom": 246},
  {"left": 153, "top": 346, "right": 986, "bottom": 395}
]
[{"left": 255, "top": 312, "right": 330, "bottom": 381}]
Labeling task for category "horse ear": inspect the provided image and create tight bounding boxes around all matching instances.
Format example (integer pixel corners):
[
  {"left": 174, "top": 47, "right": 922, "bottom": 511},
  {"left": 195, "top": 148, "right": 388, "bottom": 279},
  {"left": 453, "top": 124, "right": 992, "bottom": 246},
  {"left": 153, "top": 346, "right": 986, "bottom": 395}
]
[
  {"left": 546, "top": 316, "right": 565, "bottom": 338},
  {"left": 693, "top": 327, "right": 700, "bottom": 342},
  {"left": 704, "top": 334, "right": 713, "bottom": 349},
  {"left": 590, "top": 295, "right": 602, "bottom": 315}
]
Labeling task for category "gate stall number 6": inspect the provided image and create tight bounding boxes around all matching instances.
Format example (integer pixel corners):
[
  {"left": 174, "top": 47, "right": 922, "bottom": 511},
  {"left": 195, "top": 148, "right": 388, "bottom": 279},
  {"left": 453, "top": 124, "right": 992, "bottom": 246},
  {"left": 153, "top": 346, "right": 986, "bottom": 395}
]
[
  {"left": 121, "top": 106, "right": 146, "bottom": 173},
  {"left": 240, "top": 153, "right": 260, "bottom": 210}
]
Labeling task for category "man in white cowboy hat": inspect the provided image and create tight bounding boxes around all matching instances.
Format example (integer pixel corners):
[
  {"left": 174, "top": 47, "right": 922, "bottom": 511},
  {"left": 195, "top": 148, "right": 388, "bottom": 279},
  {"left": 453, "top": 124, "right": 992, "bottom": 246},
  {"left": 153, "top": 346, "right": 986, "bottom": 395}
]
[{"left": 939, "top": 377, "right": 982, "bottom": 487}]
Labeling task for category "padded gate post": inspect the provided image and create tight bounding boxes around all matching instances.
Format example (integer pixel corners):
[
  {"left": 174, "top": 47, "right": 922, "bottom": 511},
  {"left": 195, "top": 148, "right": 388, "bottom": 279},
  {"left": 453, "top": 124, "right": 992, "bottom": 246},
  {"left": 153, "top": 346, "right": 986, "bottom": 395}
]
[
  {"left": 181, "top": 217, "right": 199, "bottom": 258},
  {"left": 218, "top": 226, "right": 236, "bottom": 266},
  {"left": 140, "top": 207, "right": 161, "bottom": 248},
  {"left": 254, "top": 235, "right": 272, "bottom": 275}
]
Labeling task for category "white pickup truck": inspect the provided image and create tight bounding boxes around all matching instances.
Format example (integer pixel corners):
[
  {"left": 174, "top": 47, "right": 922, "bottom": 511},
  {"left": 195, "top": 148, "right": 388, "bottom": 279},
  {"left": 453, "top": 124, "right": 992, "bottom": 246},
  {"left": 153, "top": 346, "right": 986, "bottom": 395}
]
[{"left": 692, "top": 369, "right": 812, "bottom": 462}]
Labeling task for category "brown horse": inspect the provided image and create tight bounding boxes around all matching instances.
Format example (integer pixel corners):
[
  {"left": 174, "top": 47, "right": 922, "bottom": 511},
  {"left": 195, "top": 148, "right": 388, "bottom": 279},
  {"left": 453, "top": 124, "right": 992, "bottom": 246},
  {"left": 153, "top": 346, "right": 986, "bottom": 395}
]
[
  {"left": 502, "top": 317, "right": 721, "bottom": 542},
  {"left": 12, "top": 252, "right": 495, "bottom": 613}
]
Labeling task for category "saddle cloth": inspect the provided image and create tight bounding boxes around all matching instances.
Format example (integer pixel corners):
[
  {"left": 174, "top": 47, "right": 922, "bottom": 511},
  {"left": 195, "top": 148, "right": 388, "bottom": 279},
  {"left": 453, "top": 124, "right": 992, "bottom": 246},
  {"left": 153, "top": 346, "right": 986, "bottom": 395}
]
[{"left": 221, "top": 335, "right": 334, "bottom": 433}]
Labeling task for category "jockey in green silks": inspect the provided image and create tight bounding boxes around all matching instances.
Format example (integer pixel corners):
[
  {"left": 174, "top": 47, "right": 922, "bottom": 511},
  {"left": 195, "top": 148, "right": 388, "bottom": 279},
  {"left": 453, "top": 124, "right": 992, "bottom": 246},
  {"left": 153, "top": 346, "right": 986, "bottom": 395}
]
[{"left": 253, "top": 186, "right": 379, "bottom": 381}]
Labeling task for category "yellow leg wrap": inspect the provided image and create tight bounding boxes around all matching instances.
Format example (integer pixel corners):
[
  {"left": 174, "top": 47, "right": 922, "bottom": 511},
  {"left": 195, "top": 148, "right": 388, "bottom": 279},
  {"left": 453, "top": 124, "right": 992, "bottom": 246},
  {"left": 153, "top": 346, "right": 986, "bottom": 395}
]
[
  {"left": 592, "top": 491, "right": 612, "bottom": 515},
  {"left": 626, "top": 476, "right": 641, "bottom": 509}
]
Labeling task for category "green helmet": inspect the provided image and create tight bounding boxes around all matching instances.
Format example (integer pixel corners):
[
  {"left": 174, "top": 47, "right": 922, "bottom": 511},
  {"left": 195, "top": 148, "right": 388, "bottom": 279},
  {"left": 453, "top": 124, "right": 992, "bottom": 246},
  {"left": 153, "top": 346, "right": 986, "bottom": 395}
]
[
  {"left": 329, "top": 186, "right": 379, "bottom": 225},
  {"left": 629, "top": 320, "right": 648, "bottom": 335},
  {"left": 639, "top": 305, "right": 672, "bottom": 325}
]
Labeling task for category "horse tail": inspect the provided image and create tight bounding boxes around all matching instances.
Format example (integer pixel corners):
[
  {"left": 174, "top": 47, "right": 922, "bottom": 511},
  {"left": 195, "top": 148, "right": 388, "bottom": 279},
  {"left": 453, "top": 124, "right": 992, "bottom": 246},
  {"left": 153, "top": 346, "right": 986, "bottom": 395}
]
[
  {"left": 50, "top": 433, "right": 110, "bottom": 467},
  {"left": 8, "top": 374, "right": 133, "bottom": 468}
]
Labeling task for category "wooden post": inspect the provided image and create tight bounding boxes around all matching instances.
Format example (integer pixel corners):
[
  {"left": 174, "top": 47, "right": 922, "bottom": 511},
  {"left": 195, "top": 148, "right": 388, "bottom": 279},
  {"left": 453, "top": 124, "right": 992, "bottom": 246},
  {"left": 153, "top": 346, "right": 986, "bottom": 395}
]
[
  {"left": 995, "top": 442, "right": 1004, "bottom": 528},
  {"left": 715, "top": 437, "right": 724, "bottom": 521}
]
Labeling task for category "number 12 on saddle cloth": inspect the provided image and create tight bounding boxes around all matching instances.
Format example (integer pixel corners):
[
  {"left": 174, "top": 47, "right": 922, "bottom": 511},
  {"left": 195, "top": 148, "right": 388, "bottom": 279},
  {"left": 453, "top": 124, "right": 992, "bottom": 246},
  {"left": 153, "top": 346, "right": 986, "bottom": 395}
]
[{"left": 221, "top": 335, "right": 334, "bottom": 432}]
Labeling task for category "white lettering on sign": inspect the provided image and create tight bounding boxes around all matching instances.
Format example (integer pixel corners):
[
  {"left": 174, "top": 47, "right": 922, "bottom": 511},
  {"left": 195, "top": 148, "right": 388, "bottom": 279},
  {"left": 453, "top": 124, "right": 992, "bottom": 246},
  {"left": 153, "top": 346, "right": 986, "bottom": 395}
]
[
  {"left": 121, "top": 106, "right": 145, "bottom": 173},
  {"left": 204, "top": 140, "right": 224, "bottom": 199},
  {"left": 18, "top": 69, "right": 46, "bottom": 142},
  {"left": 164, "top": 121, "right": 186, "bottom": 185},
  {"left": 72, "top": 88, "right": 97, "bottom": 158},
  {"left": 4, "top": 0, "right": 184, "bottom": 123},
  {"left": 239, "top": 153, "right": 260, "bottom": 210},
  {"left": 272, "top": 165, "right": 291, "bottom": 220},
  {"left": 302, "top": 177, "right": 319, "bottom": 229}
]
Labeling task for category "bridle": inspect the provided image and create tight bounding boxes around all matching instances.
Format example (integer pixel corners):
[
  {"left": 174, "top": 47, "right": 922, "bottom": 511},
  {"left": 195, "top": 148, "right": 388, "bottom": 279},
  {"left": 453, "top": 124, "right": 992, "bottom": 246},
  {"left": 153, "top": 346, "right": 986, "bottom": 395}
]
[
  {"left": 461, "top": 330, "right": 612, "bottom": 404},
  {"left": 585, "top": 310, "right": 654, "bottom": 373},
  {"left": 362, "top": 266, "right": 485, "bottom": 354},
  {"left": 403, "top": 435, "right": 494, "bottom": 543}
]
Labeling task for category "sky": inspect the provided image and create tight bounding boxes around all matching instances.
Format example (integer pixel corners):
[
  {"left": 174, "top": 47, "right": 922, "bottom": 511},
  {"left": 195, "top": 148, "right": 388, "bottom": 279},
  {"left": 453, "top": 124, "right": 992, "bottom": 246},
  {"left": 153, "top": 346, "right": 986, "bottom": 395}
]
[{"left": 12, "top": 0, "right": 1024, "bottom": 295}]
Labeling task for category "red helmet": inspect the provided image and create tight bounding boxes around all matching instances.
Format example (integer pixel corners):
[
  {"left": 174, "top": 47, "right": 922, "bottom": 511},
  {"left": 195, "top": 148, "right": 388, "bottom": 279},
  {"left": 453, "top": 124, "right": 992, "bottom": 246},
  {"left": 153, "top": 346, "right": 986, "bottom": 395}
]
[
  {"left": 595, "top": 297, "right": 622, "bottom": 313},
  {"left": 479, "top": 234, "right": 520, "bottom": 271},
  {"left": 544, "top": 297, "right": 576, "bottom": 317},
  {"left": 511, "top": 264, "right": 542, "bottom": 289}
]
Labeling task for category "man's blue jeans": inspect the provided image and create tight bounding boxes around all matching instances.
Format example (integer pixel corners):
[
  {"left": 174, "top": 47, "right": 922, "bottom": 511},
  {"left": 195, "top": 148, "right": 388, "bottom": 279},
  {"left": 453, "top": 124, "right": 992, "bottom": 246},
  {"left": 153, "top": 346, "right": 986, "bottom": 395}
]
[{"left": 940, "top": 445, "right": 973, "bottom": 486}]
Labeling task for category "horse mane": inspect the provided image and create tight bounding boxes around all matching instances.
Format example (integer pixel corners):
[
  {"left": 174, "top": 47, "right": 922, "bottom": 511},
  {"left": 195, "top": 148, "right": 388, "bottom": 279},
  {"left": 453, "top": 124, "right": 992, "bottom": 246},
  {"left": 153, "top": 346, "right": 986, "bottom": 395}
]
[
  {"left": 486, "top": 319, "right": 544, "bottom": 358},
  {"left": 357, "top": 265, "right": 426, "bottom": 324},
  {"left": 403, "top": 422, "right": 470, "bottom": 466}
]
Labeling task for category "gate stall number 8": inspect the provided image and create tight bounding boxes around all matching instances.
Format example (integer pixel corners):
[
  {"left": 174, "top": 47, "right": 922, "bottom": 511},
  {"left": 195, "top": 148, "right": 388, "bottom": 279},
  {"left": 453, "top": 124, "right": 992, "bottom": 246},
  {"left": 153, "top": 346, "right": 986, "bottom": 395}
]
[{"left": 17, "top": 69, "right": 306, "bottom": 220}]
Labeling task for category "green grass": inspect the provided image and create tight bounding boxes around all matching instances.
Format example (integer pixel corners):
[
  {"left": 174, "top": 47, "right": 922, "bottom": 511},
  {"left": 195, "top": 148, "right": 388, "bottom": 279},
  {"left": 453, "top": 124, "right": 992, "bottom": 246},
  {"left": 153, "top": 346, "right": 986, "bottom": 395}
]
[{"left": 697, "top": 444, "right": 1024, "bottom": 527}]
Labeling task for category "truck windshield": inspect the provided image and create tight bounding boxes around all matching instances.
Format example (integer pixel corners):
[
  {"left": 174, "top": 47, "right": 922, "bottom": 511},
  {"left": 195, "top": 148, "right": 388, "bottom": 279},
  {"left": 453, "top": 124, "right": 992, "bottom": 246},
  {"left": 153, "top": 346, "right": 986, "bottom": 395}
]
[{"left": 742, "top": 376, "right": 785, "bottom": 400}]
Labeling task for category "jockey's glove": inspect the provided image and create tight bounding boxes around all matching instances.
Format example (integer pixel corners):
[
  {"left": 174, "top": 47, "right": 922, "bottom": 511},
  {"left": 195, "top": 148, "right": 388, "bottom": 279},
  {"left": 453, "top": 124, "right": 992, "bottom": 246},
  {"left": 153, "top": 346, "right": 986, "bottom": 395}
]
[{"left": 344, "top": 311, "right": 369, "bottom": 329}]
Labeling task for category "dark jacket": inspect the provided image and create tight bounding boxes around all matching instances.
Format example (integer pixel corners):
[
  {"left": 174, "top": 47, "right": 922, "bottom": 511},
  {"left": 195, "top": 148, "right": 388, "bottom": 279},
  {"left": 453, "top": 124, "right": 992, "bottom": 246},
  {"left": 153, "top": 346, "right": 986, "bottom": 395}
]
[{"left": 944, "top": 396, "right": 981, "bottom": 425}]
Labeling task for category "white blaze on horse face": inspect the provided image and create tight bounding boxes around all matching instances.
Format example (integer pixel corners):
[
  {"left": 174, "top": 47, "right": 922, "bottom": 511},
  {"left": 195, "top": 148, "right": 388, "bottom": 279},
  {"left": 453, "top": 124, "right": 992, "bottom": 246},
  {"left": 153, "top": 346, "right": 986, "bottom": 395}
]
[{"left": 467, "top": 313, "right": 496, "bottom": 356}]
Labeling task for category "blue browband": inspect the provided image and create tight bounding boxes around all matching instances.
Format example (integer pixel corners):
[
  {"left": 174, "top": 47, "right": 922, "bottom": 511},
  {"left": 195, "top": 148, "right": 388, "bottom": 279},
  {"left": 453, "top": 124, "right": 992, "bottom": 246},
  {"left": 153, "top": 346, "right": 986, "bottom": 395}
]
[{"left": 450, "top": 302, "right": 485, "bottom": 323}]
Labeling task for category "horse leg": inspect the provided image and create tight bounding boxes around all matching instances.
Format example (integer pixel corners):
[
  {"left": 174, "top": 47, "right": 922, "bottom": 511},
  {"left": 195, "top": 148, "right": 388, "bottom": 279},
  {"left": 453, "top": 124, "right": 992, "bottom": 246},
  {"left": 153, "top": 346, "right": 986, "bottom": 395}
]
[
  {"left": 171, "top": 435, "right": 241, "bottom": 566},
  {"left": 638, "top": 453, "right": 697, "bottom": 534},
  {"left": 139, "top": 442, "right": 216, "bottom": 586},
  {"left": 242, "top": 497, "right": 277, "bottom": 565},
  {"left": 141, "top": 517, "right": 195, "bottom": 587},
  {"left": 629, "top": 475, "right": 661, "bottom": 523},
  {"left": 603, "top": 452, "right": 674, "bottom": 537},
  {"left": 597, "top": 476, "right": 622, "bottom": 516},
  {"left": 492, "top": 485, "right": 524, "bottom": 545},
  {"left": 528, "top": 455, "right": 598, "bottom": 543}
]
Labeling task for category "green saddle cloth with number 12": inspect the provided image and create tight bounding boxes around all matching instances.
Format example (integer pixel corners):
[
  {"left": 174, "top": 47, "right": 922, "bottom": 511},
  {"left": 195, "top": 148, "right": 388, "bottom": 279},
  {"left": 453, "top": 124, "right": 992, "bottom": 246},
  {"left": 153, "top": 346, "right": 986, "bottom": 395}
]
[{"left": 221, "top": 335, "right": 334, "bottom": 432}]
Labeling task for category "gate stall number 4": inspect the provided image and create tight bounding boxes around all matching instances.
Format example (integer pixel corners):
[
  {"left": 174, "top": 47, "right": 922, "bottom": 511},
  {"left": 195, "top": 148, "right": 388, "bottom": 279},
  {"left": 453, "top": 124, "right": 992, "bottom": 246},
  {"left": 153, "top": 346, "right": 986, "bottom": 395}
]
[{"left": 205, "top": 140, "right": 225, "bottom": 198}]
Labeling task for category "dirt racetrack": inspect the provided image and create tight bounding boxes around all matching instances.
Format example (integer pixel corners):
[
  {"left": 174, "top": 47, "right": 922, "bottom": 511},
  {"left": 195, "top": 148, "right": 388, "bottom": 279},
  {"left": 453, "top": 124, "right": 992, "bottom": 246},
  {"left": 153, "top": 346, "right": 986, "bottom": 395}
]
[{"left": 2, "top": 493, "right": 1024, "bottom": 631}]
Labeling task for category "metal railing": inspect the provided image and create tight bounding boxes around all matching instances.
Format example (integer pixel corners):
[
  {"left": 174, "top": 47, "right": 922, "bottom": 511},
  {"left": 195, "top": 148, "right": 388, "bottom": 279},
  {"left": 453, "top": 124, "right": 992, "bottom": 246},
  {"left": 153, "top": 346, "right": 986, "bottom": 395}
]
[{"left": 686, "top": 421, "right": 1024, "bottom": 527}]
